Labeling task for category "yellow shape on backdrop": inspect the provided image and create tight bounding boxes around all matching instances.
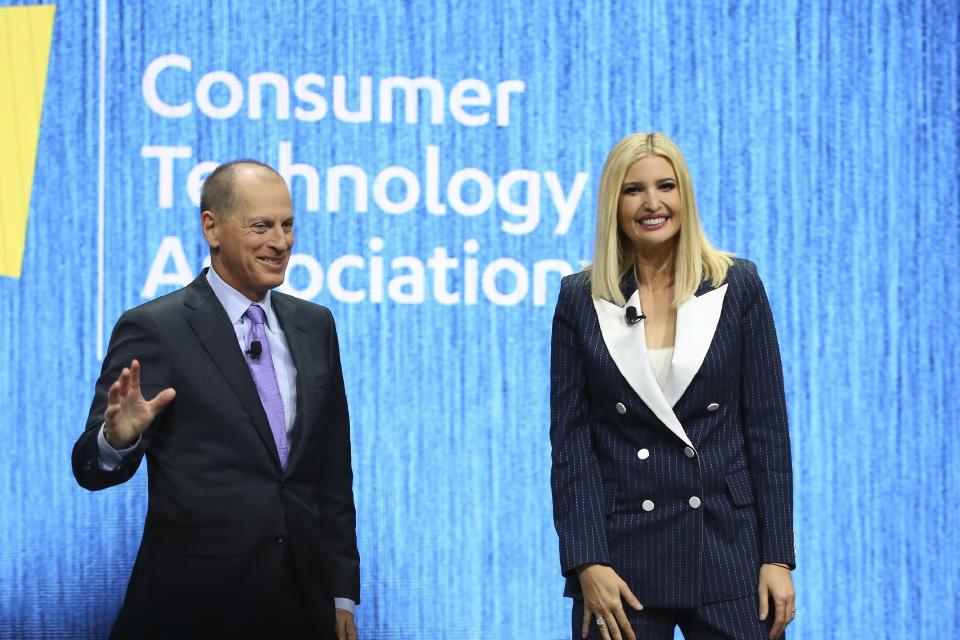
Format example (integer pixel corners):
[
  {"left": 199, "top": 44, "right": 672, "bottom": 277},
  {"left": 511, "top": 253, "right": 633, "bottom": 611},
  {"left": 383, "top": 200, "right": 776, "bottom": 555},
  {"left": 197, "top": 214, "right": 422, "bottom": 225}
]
[{"left": 0, "top": 5, "right": 56, "bottom": 278}]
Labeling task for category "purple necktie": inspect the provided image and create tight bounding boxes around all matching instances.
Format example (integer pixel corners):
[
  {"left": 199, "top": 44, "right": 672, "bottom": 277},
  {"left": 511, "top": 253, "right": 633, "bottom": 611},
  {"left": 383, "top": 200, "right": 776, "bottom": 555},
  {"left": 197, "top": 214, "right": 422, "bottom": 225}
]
[{"left": 244, "top": 304, "right": 288, "bottom": 468}]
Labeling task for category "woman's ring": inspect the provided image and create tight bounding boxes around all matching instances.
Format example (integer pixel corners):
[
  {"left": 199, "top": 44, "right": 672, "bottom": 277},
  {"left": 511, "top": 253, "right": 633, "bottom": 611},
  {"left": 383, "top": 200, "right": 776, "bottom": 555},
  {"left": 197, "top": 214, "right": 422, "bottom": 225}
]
[{"left": 595, "top": 615, "right": 606, "bottom": 627}]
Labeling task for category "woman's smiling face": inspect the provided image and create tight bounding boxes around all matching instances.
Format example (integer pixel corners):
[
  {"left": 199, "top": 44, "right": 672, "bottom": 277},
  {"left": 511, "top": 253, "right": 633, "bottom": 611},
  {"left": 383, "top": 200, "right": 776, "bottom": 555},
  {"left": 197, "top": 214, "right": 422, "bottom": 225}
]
[{"left": 617, "top": 155, "right": 682, "bottom": 254}]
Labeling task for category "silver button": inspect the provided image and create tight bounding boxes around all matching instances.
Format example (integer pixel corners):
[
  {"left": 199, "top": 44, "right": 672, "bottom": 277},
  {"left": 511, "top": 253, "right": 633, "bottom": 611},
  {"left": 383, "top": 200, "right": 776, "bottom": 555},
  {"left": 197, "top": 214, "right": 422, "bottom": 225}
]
[
  {"left": 688, "top": 496, "right": 701, "bottom": 509},
  {"left": 707, "top": 402, "right": 720, "bottom": 412},
  {"left": 615, "top": 402, "right": 627, "bottom": 415},
  {"left": 683, "top": 446, "right": 695, "bottom": 458},
  {"left": 637, "top": 448, "right": 650, "bottom": 460},
  {"left": 642, "top": 499, "right": 655, "bottom": 512}
]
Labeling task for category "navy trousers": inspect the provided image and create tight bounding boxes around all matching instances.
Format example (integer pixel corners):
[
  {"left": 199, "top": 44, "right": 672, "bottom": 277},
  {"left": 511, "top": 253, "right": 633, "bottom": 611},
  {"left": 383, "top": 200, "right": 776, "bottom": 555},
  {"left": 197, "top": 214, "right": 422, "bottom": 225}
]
[{"left": 571, "top": 595, "right": 781, "bottom": 640}]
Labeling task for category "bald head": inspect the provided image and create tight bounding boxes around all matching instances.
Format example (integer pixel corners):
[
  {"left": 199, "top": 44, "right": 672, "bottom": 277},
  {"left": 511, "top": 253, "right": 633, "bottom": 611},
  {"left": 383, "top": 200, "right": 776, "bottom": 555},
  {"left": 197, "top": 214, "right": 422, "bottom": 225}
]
[{"left": 200, "top": 160, "right": 286, "bottom": 217}]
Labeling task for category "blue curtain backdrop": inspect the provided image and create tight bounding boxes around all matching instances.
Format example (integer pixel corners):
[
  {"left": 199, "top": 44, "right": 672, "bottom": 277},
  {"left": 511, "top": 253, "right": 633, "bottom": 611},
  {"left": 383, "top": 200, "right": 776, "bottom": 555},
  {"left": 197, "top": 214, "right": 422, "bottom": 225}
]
[{"left": 1, "top": 0, "right": 958, "bottom": 638}]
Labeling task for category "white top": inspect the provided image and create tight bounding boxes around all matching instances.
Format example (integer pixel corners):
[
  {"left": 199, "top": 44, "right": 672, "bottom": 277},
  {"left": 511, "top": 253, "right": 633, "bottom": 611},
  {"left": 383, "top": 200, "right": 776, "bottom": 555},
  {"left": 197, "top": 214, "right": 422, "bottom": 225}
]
[{"left": 648, "top": 347, "right": 674, "bottom": 391}]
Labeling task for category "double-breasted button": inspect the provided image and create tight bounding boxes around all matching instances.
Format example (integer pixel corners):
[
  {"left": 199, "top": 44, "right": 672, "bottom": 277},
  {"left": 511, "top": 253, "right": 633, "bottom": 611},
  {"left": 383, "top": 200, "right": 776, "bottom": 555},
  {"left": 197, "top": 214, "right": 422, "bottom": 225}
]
[
  {"left": 642, "top": 500, "right": 655, "bottom": 512},
  {"left": 274, "top": 533, "right": 286, "bottom": 545},
  {"left": 637, "top": 448, "right": 650, "bottom": 460},
  {"left": 683, "top": 446, "right": 696, "bottom": 458},
  {"left": 688, "top": 496, "right": 702, "bottom": 509},
  {"left": 707, "top": 402, "right": 720, "bottom": 412},
  {"left": 615, "top": 402, "right": 627, "bottom": 415}
]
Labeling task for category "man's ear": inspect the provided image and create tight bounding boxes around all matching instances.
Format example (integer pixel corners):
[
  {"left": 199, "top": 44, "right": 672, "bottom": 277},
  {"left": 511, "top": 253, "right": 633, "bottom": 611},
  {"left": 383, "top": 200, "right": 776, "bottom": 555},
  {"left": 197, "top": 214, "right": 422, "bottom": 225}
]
[{"left": 201, "top": 211, "right": 219, "bottom": 250}]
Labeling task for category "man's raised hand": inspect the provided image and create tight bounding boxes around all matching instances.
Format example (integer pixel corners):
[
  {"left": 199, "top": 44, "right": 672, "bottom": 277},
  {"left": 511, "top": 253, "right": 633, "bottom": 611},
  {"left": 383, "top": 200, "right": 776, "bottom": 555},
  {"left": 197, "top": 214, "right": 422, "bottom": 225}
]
[{"left": 103, "top": 359, "right": 175, "bottom": 449}]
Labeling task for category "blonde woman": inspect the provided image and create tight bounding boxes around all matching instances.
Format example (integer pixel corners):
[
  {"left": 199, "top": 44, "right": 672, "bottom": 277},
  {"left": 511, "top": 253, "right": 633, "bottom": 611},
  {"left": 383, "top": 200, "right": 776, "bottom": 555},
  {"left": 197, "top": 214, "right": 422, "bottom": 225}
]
[{"left": 550, "top": 132, "right": 795, "bottom": 640}]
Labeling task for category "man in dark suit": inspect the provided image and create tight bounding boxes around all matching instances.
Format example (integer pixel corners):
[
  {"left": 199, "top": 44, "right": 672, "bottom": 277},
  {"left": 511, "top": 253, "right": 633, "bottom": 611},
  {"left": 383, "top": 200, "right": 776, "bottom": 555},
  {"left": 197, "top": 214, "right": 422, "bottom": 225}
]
[{"left": 72, "top": 160, "right": 360, "bottom": 639}]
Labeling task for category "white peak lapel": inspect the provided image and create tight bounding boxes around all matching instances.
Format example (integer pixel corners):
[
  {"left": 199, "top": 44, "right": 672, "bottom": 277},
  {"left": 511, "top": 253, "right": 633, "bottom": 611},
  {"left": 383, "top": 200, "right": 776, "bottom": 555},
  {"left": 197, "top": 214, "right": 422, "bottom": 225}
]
[
  {"left": 593, "top": 291, "right": 693, "bottom": 448},
  {"left": 662, "top": 284, "right": 728, "bottom": 407}
]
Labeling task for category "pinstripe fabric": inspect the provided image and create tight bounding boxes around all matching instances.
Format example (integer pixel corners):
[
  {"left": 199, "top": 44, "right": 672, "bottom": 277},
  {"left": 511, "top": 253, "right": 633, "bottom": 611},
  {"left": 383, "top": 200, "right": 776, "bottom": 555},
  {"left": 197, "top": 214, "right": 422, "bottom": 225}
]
[
  {"left": 550, "top": 258, "right": 794, "bottom": 609},
  {"left": 571, "top": 595, "right": 778, "bottom": 640}
]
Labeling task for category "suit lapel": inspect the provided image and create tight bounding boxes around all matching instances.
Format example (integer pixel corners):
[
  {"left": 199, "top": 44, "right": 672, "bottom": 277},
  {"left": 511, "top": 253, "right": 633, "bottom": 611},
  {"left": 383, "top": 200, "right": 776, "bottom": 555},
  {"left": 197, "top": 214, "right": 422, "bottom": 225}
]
[
  {"left": 662, "top": 282, "right": 728, "bottom": 407},
  {"left": 270, "top": 293, "right": 311, "bottom": 474},
  {"left": 182, "top": 275, "right": 281, "bottom": 467},
  {"left": 593, "top": 277, "right": 728, "bottom": 447},
  {"left": 593, "top": 290, "right": 694, "bottom": 448}
]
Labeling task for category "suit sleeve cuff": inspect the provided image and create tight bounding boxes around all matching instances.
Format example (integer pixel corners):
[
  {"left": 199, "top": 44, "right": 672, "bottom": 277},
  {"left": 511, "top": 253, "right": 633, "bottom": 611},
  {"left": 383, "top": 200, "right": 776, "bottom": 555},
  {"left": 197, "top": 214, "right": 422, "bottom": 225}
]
[
  {"left": 97, "top": 424, "right": 140, "bottom": 471},
  {"left": 334, "top": 598, "right": 356, "bottom": 614}
]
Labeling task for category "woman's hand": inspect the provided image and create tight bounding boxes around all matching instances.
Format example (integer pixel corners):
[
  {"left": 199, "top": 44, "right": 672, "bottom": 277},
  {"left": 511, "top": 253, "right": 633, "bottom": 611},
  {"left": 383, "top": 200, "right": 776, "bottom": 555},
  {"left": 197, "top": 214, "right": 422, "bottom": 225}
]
[
  {"left": 576, "top": 564, "right": 643, "bottom": 640},
  {"left": 758, "top": 563, "right": 795, "bottom": 639}
]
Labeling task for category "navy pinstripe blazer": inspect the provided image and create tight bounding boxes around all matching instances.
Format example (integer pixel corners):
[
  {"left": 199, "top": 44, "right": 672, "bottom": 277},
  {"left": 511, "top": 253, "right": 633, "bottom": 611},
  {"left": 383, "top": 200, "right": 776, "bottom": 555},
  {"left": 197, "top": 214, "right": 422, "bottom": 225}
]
[{"left": 550, "top": 258, "right": 794, "bottom": 608}]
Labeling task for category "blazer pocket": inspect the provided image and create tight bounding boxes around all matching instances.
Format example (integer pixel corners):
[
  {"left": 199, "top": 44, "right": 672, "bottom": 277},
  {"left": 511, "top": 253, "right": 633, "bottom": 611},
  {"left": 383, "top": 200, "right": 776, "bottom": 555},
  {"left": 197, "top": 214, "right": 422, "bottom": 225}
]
[
  {"left": 725, "top": 469, "right": 756, "bottom": 507},
  {"left": 145, "top": 526, "right": 237, "bottom": 558}
]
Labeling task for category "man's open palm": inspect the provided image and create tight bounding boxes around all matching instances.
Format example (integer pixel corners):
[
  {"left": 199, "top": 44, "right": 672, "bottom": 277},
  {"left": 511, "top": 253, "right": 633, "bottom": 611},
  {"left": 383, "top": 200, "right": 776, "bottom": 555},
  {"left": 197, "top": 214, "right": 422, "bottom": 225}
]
[{"left": 103, "top": 359, "right": 175, "bottom": 448}]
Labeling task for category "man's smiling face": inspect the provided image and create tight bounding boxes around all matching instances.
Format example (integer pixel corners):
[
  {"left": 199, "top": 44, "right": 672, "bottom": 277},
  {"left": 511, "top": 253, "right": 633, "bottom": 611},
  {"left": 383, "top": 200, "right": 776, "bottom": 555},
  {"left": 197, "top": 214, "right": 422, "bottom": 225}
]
[{"left": 203, "top": 165, "right": 294, "bottom": 301}]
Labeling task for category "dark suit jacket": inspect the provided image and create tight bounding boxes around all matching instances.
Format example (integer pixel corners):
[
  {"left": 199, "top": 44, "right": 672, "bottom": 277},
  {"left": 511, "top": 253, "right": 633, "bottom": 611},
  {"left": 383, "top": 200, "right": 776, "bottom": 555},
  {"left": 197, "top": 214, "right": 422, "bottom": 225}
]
[
  {"left": 72, "top": 271, "right": 359, "bottom": 637},
  {"left": 550, "top": 258, "right": 794, "bottom": 608}
]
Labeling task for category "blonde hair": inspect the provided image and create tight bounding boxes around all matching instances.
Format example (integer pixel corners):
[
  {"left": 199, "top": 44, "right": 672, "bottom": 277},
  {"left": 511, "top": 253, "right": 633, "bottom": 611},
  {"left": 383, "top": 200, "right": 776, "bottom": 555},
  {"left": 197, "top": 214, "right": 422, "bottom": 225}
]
[{"left": 590, "top": 131, "right": 732, "bottom": 306}]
